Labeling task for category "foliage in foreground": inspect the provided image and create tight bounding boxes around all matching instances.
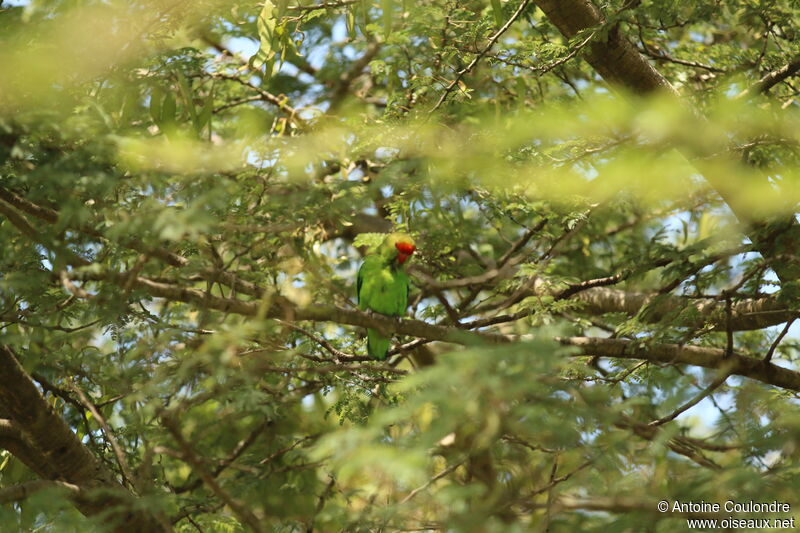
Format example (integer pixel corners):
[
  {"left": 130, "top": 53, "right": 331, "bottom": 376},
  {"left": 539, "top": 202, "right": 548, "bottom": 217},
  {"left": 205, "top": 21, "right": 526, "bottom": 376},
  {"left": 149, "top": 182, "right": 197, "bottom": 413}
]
[{"left": 1, "top": 0, "right": 800, "bottom": 531}]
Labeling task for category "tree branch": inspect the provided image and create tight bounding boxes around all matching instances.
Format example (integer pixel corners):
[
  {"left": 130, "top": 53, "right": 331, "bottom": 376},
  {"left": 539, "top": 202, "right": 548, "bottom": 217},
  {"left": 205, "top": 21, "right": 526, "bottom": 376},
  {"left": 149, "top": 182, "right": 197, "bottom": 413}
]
[
  {"left": 648, "top": 365, "right": 734, "bottom": 426},
  {"left": 737, "top": 54, "right": 800, "bottom": 98},
  {"left": 559, "top": 336, "right": 800, "bottom": 392},
  {"left": 431, "top": 0, "right": 531, "bottom": 111},
  {"left": 69, "top": 383, "right": 138, "bottom": 492},
  {"left": 532, "top": 0, "right": 800, "bottom": 283},
  {"left": 286, "top": 0, "right": 360, "bottom": 12},
  {"left": 568, "top": 286, "right": 796, "bottom": 331},
  {"left": 0, "top": 346, "right": 171, "bottom": 532},
  {"left": 125, "top": 276, "right": 507, "bottom": 345},
  {"left": 0, "top": 480, "right": 81, "bottom": 505},
  {"left": 0, "top": 186, "right": 187, "bottom": 268},
  {"left": 161, "top": 412, "right": 267, "bottom": 533}
]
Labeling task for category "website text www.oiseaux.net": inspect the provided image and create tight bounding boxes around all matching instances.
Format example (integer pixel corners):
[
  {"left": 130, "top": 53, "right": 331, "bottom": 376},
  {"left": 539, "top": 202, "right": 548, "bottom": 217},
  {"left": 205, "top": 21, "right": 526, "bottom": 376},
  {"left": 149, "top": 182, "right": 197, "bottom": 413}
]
[{"left": 657, "top": 500, "right": 795, "bottom": 530}]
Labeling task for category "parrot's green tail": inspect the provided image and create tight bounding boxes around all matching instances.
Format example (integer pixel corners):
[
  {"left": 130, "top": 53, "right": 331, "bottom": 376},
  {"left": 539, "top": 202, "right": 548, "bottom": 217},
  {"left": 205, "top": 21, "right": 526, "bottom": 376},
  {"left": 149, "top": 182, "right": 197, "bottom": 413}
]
[{"left": 367, "top": 328, "right": 391, "bottom": 360}]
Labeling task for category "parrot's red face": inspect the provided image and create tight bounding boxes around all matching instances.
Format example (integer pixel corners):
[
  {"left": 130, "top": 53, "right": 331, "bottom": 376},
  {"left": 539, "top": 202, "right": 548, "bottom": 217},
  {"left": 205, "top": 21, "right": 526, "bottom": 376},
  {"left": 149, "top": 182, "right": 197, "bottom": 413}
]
[{"left": 395, "top": 241, "right": 416, "bottom": 265}]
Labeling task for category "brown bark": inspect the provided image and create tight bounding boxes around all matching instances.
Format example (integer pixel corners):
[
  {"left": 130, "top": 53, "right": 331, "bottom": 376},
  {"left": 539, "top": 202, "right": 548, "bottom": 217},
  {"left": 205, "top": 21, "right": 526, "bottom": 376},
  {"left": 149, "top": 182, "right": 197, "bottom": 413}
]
[
  {"left": 533, "top": 0, "right": 800, "bottom": 283},
  {"left": 102, "top": 273, "right": 800, "bottom": 392},
  {"left": 534, "top": 0, "right": 675, "bottom": 95},
  {"left": 560, "top": 336, "right": 800, "bottom": 392},
  {"left": 568, "top": 286, "right": 796, "bottom": 331},
  {"left": 0, "top": 346, "right": 171, "bottom": 533},
  {"left": 737, "top": 54, "right": 800, "bottom": 98}
]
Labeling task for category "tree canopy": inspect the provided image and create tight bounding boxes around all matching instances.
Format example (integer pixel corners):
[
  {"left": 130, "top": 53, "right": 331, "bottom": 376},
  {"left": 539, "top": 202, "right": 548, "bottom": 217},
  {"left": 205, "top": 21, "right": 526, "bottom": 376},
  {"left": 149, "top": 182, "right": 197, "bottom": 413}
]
[{"left": 1, "top": 0, "right": 800, "bottom": 531}]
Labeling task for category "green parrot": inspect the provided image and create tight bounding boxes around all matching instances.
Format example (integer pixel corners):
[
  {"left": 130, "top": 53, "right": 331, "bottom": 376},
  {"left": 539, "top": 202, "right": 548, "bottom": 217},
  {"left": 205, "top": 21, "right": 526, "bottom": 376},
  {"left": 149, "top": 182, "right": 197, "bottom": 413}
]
[{"left": 357, "top": 233, "right": 417, "bottom": 360}]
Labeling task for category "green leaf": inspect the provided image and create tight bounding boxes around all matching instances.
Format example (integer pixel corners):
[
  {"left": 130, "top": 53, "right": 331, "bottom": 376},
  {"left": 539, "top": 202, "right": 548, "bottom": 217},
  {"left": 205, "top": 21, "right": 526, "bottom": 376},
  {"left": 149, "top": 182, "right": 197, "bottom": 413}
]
[
  {"left": 160, "top": 92, "right": 176, "bottom": 127},
  {"left": 491, "top": 0, "right": 504, "bottom": 27},
  {"left": 353, "top": 233, "right": 386, "bottom": 251},
  {"left": 250, "top": 0, "right": 277, "bottom": 79},
  {"left": 346, "top": 8, "right": 356, "bottom": 38},
  {"left": 356, "top": 1, "right": 370, "bottom": 35},
  {"left": 196, "top": 84, "right": 215, "bottom": 137},
  {"left": 175, "top": 70, "right": 198, "bottom": 130},
  {"left": 381, "top": 0, "right": 393, "bottom": 36},
  {"left": 274, "top": 0, "right": 288, "bottom": 18}
]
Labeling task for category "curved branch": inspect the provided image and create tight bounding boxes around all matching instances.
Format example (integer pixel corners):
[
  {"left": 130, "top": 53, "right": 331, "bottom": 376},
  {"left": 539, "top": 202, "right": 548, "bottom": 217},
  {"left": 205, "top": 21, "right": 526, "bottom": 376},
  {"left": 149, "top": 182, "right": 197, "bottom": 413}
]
[
  {"left": 0, "top": 346, "right": 172, "bottom": 532},
  {"left": 559, "top": 336, "right": 800, "bottom": 392}
]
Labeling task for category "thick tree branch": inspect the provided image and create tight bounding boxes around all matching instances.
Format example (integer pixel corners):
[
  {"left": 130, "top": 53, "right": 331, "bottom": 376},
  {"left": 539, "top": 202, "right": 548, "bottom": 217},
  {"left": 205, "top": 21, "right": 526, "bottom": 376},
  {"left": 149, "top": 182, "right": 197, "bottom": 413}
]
[
  {"left": 122, "top": 273, "right": 800, "bottom": 391},
  {"left": 559, "top": 336, "right": 800, "bottom": 392},
  {"left": 442, "top": 272, "right": 795, "bottom": 331},
  {"left": 0, "top": 418, "right": 61, "bottom": 480},
  {"left": 737, "top": 55, "right": 800, "bottom": 98},
  {"left": 569, "top": 286, "right": 796, "bottom": 331},
  {"left": 0, "top": 480, "right": 81, "bottom": 505},
  {"left": 129, "top": 276, "right": 506, "bottom": 345},
  {"left": 73, "top": 270, "right": 800, "bottom": 393},
  {"left": 552, "top": 495, "right": 719, "bottom": 518},
  {"left": 532, "top": 0, "right": 800, "bottom": 283},
  {"left": 0, "top": 346, "right": 171, "bottom": 532},
  {"left": 533, "top": 0, "right": 676, "bottom": 94}
]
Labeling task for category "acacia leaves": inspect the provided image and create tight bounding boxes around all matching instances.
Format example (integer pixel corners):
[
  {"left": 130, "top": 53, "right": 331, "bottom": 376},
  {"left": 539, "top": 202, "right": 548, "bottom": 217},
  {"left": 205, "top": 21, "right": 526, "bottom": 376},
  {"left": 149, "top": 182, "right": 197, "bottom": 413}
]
[
  {"left": 250, "top": 1, "right": 277, "bottom": 76},
  {"left": 250, "top": 0, "right": 299, "bottom": 82},
  {"left": 1, "top": 0, "right": 800, "bottom": 532}
]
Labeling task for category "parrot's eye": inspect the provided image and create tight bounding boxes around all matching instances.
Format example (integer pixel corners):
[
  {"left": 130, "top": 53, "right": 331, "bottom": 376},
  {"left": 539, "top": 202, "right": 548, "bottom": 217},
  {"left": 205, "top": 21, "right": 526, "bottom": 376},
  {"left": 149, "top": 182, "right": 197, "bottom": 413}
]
[{"left": 396, "top": 242, "right": 416, "bottom": 255}]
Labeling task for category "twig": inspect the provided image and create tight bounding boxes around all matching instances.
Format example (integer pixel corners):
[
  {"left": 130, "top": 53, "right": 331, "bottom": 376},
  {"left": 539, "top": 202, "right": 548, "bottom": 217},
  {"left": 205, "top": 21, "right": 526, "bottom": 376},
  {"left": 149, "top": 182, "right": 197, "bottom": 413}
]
[
  {"left": 725, "top": 294, "right": 734, "bottom": 358},
  {"left": 431, "top": 0, "right": 531, "bottom": 112},
  {"left": 173, "top": 420, "right": 272, "bottom": 494},
  {"left": 648, "top": 365, "right": 734, "bottom": 427},
  {"left": 210, "top": 73, "right": 308, "bottom": 130},
  {"left": 399, "top": 461, "right": 463, "bottom": 505},
  {"left": 162, "top": 412, "right": 268, "bottom": 533},
  {"left": 306, "top": 474, "right": 336, "bottom": 533},
  {"left": 59, "top": 271, "right": 93, "bottom": 299},
  {"left": 764, "top": 318, "right": 795, "bottom": 362},
  {"left": 259, "top": 434, "right": 319, "bottom": 466},
  {"left": 637, "top": 45, "right": 724, "bottom": 73},
  {"left": 274, "top": 319, "right": 360, "bottom": 361},
  {"left": 70, "top": 383, "right": 138, "bottom": 492},
  {"left": 496, "top": 217, "right": 548, "bottom": 268},
  {"left": 543, "top": 453, "right": 559, "bottom": 532},
  {"left": 483, "top": 26, "right": 597, "bottom": 78},
  {"left": 287, "top": 0, "right": 360, "bottom": 12}
]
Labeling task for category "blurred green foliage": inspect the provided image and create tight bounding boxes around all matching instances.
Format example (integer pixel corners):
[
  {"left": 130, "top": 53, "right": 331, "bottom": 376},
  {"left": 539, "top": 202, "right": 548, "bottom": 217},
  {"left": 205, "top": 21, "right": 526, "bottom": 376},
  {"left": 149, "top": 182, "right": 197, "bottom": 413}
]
[{"left": 0, "top": 0, "right": 799, "bottom": 531}]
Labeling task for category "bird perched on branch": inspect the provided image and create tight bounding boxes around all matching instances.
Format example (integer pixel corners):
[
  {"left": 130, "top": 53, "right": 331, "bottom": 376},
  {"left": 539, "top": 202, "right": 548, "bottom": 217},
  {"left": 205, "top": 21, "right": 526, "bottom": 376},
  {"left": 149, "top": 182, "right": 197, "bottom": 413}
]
[{"left": 357, "top": 233, "right": 416, "bottom": 360}]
